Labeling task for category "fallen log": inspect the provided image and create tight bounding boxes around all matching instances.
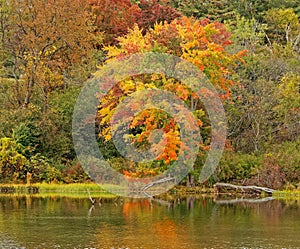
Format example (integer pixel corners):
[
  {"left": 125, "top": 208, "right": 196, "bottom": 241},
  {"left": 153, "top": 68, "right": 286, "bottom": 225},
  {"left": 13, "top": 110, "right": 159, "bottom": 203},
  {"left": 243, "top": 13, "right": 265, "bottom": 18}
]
[
  {"left": 214, "top": 182, "right": 276, "bottom": 195},
  {"left": 141, "top": 176, "right": 175, "bottom": 192}
]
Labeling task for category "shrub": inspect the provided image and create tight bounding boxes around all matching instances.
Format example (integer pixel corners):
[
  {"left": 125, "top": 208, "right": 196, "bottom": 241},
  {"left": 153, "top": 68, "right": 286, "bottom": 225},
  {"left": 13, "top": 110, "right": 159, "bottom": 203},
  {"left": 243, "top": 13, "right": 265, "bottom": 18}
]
[
  {"left": 0, "top": 137, "right": 28, "bottom": 183},
  {"left": 217, "top": 151, "right": 260, "bottom": 183}
]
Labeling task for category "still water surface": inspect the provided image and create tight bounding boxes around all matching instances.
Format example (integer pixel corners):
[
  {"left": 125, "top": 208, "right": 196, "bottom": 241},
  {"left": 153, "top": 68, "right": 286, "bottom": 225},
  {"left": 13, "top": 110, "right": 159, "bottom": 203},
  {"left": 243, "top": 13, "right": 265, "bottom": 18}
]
[{"left": 0, "top": 195, "right": 299, "bottom": 249}]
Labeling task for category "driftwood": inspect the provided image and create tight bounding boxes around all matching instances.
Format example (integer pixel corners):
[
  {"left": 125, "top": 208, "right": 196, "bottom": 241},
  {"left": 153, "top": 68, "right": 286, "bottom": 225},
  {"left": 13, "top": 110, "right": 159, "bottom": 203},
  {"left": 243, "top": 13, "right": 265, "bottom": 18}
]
[
  {"left": 214, "top": 182, "right": 276, "bottom": 195},
  {"left": 87, "top": 189, "right": 95, "bottom": 205},
  {"left": 215, "top": 197, "right": 275, "bottom": 205},
  {"left": 141, "top": 176, "right": 175, "bottom": 191}
]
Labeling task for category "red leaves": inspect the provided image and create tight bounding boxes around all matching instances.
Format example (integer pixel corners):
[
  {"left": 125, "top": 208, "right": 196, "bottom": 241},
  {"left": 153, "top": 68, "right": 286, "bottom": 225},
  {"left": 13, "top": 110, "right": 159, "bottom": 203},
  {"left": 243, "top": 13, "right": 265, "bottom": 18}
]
[
  {"left": 136, "top": 0, "right": 181, "bottom": 32},
  {"left": 89, "top": 0, "right": 140, "bottom": 44},
  {"left": 88, "top": 0, "right": 180, "bottom": 45},
  {"left": 96, "top": 16, "right": 247, "bottom": 176}
]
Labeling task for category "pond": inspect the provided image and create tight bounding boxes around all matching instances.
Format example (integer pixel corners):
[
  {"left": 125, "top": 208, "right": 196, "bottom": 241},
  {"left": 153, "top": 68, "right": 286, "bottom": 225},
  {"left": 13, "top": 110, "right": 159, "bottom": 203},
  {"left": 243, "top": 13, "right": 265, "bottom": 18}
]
[{"left": 0, "top": 195, "right": 299, "bottom": 249}]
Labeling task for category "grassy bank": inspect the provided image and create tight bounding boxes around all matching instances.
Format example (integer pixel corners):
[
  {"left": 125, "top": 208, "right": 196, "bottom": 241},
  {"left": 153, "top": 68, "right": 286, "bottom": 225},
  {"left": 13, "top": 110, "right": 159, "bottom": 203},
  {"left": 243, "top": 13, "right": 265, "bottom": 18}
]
[
  {"left": 0, "top": 183, "right": 116, "bottom": 198},
  {"left": 273, "top": 190, "right": 300, "bottom": 199},
  {"left": 2, "top": 183, "right": 300, "bottom": 200}
]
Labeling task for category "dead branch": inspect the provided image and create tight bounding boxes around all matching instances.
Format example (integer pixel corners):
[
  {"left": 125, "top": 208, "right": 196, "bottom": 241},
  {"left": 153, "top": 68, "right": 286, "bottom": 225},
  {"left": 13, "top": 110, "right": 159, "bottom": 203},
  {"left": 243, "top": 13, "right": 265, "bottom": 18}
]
[
  {"left": 87, "top": 189, "right": 95, "bottom": 205},
  {"left": 214, "top": 182, "right": 276, "bottom": 195},
  {"left": 141, "top": 176, "right": 175, "bottom": 191}
]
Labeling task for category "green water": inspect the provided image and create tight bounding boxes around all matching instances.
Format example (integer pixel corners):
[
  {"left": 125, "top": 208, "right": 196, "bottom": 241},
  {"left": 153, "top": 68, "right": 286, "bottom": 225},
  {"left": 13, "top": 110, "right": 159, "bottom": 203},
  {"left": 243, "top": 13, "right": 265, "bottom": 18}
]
[{"left": 0, "top": 195, "right": 299, "bottom": 249}]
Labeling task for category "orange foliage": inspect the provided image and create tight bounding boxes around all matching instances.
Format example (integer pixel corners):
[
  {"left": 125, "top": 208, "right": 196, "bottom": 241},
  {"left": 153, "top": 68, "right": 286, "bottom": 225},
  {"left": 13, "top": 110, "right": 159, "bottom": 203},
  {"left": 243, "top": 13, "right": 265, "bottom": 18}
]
[
  {"left": 7, "top": 0, "right": 98, "bottom": 107},
  {"left": 97, "top": 16, "right": 246, "bottom": 176},
  {"left": 88, "top": 0, "right": 140, "bottom": 44}
]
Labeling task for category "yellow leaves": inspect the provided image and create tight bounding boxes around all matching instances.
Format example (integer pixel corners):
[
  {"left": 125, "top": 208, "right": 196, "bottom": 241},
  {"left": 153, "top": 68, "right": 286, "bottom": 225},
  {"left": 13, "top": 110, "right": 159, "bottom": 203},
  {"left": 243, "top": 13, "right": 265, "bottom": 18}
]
[
  {"left": 177, "top": 17, "right": 208, "bottom": 47},
  {"left": 119, "top": 79, "right": 157, "bottom": 94},
  {"left": 118, "top": 24, "right": 148, "bottom": 51},
  {"left": 182, "top": 39, "right": 200, "bottom": 51},
  {"left": 280, "top": 74, "right": 300, "bottom": 97},
  {"left": 136, "top": 84, "right": 147, "bottom": 91},
  {"left": 42, "top": 45, "right": 57, "bottom": 57},
  {"left": 95, "top": 16, "right": 247, "bottom": 169},
  {"left": 105, "top": 25, "right": 150, "bottom": 62},
  {"left": 104, "top": 45, "right": 126, "bottom": 63},
  {"left": 104, "top": 133, "right": 112, "bottom": 141},
  {"left": 41, "top": 66, "right": 63, "bottom": 85},
  {"left": 120, "top": 80, "right": 136, "bottom": 93},
  {"left": 98, "top": 102, "right": 115, "bottom": 125},
  {"left": 152, "top": 22, "right": 164, "bottom": 35},
  {"left": 275, "top": 73, "right": 300, "bottom": 113}
]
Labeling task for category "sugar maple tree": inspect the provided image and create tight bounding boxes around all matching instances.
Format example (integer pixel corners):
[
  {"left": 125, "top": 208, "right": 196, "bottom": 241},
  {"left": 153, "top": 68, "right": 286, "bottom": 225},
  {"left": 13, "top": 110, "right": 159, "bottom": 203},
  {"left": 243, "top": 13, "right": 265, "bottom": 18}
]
[{"left": 97, "top": 17, "right": 246, "bottom": 178}]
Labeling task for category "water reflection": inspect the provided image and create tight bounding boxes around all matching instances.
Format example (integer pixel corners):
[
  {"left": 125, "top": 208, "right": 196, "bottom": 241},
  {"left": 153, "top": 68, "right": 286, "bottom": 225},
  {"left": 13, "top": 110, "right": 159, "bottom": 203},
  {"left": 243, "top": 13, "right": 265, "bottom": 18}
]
[{"left": 0, "top": 195, "right": 299, "bottom": 248}]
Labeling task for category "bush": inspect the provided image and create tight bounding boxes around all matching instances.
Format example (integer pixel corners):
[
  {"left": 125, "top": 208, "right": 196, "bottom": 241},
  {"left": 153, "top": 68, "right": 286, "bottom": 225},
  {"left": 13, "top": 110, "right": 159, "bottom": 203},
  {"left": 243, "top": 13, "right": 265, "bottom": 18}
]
[
  {"left": 0, "top": 137, "right": 28, "bottom": 183},
  {"left": 217, "top": 151, "right": 260, "bottom": 183},
  {"left": 261, "top": 139, "right": 300, "bottom": 187},
  {"left": 215, "top": 139, "right": 300, "bottom": 189},
  {"left": 62, "top": 161, "right": 90, "bottom": 183}
]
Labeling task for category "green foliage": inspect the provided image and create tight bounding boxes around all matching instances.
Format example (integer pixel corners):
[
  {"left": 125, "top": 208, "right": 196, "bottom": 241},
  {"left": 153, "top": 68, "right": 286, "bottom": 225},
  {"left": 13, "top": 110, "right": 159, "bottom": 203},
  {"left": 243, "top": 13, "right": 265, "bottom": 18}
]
[
  {"left": 0, "top": 0, "right": 299, "bottom": 187},
  {"left": 227, "top": 16, "right": 267, "bottom": 53},
  {"left": 225, "top": 37, "right": 300, "bottom": 151},
  {"left": 217, "top": 152, "right": 260, "bottom": 183},
  {"left": 244, "top": 139, "right": 300, "bottom": 189},
  {"left": 0, "top": 138, "right": 28, "bottom": 183},
  {"left": 215, "top": 139, "right": 300, "bottom": 189},
  {"left": 41, "top": 165, "right": 62, "bottom": 184},
  {"left": 264, "top": 8, "right": 300, "bottom": 45},
  {"left": 13, "top": 122, "right": 41, "bottom": 155},
  {"left": 42, "top": 87, "right": 81, "bottom": 163},
  {"left": 0, "top": 87, "right": 80, "bottom": 166},
  {"left": 0, "top": 137, "right": 65, "bottom": 184},
  {"left": 171, "top": 0, "right": 235, "bottom": 22},
  {"left": 266, "top": 0, "right": 300, "bottom": 17},
  {"left": 171, "top": 0, "right": 300, "bottom": 21}
]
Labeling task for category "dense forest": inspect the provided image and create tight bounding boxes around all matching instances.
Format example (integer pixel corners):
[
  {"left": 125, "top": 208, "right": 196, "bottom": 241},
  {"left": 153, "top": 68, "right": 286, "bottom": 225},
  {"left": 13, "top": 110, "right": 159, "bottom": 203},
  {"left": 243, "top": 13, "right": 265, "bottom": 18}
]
[{"left": 0, "top": 0, "right": 299, "bottom": 189}]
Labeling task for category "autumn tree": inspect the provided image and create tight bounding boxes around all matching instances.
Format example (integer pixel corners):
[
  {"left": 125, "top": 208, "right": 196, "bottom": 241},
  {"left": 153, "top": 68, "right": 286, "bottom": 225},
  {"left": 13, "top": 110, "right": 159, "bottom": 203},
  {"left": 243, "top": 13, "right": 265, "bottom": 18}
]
[
  {"left": 0, "top": 0, "right": 100, "bottom": 109},
  {"left": 135, "top": 0, "right": 181, "bottom": 32},
  {"left": 88, "top": 0, "right": 140, "bottom": 45},
  {"left": 264, "top": 8, "right": 300, "bottom": 48},
  {"left": 96, "top": 17, "right": 246, "bottom": 182},
  {"left": 0, "top": 0, "right": 103, "bottom": 175},
  {"left": 89, "top": 0, "right": 181, "bottom": 44}
]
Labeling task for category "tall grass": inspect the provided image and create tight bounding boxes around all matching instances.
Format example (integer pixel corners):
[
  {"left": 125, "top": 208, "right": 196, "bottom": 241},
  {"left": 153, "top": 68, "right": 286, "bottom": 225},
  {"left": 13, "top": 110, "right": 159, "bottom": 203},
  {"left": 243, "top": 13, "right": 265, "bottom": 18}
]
[
  {"left": 273, "top": 190, "right": 300, "bottom": 199},
  {"left": 0, "top": 183, "right": 104, "bottom": 192},
  {"left": 0, "top": 183, "right": 117, "bottom": 198},
  {"left": 34, "top": 183, "right": 104, "bottom": 192}
]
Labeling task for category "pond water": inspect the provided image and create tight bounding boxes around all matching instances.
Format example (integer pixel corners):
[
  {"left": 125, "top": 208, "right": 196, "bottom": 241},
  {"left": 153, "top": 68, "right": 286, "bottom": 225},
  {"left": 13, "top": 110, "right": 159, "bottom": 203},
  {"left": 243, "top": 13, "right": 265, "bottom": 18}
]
[{"left": 0, "top": 195, "right": 299, "bottom": 249}]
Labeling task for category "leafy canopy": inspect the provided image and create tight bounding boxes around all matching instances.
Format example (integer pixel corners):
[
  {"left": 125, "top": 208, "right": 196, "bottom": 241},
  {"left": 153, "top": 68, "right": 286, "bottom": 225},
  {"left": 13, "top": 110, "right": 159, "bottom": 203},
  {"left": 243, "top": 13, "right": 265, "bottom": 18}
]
[{"left": 97, "top": 17, "right": 246, "bottom": 177}]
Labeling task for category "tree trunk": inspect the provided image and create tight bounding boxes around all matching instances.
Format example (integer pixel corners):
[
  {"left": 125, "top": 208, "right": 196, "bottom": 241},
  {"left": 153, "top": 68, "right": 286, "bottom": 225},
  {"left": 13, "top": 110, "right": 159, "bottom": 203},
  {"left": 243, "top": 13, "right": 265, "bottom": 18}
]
[{"left": 186, "top": 173, "right": 195, "bottom": 188}]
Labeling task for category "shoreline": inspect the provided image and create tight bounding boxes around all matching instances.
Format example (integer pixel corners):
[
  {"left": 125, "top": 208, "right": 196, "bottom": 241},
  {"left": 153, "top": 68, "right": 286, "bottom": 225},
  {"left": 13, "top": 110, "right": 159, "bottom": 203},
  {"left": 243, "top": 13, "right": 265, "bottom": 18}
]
[{"left": 0, "top": 183, "right": 299, "bottom": 199}]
